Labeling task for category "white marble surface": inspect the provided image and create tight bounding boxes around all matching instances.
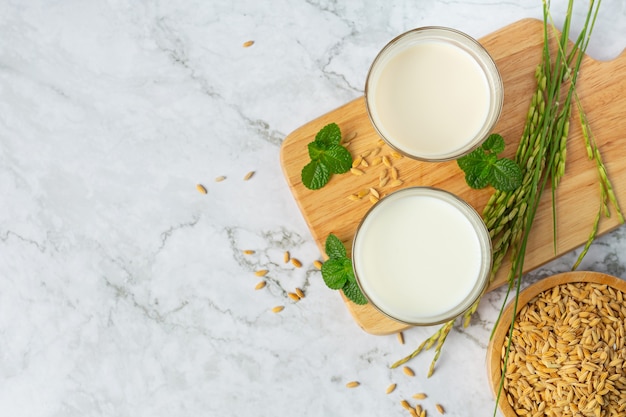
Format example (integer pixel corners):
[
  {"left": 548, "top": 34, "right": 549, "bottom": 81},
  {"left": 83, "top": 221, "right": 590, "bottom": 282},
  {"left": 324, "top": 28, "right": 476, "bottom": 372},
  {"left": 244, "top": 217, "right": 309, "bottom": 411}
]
[{"left": 1, "top": 1, "right": 625, "bottom": 416}]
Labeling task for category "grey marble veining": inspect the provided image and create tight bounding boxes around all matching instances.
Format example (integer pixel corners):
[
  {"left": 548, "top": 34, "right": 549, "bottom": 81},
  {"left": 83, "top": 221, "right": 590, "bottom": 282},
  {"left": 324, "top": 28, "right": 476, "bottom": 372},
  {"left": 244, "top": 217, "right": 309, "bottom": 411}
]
[{"left": 1, "top": 1, "right": 625, "bottom": 416}]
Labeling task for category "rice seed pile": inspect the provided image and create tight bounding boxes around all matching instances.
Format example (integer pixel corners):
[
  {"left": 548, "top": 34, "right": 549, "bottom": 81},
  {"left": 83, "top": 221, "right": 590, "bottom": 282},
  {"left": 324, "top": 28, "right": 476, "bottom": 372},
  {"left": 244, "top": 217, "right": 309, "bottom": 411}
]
[
  {"left": 345, "top": 135, "right": 404, "bottom": 203},
  {"left": 501, "top": 282, "right": 626, "bottom": 417}
]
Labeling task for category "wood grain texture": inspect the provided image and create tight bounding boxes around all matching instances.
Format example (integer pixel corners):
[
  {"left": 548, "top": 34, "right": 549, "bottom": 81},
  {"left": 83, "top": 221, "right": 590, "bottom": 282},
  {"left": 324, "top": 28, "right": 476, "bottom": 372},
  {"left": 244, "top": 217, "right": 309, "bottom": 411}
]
[
  {"left": 485, "top": 271, "right": 626, "bottom": 417},
  {"left": 279, "top": 19, "right": 626, "bottom": 335}
]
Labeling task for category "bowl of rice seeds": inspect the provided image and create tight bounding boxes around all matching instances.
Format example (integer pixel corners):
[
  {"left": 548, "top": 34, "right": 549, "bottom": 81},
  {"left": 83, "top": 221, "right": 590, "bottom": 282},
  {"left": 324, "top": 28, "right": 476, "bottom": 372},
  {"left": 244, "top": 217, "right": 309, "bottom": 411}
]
[{"left": 487, "top": 271, "right": 626, "bottom": 417}]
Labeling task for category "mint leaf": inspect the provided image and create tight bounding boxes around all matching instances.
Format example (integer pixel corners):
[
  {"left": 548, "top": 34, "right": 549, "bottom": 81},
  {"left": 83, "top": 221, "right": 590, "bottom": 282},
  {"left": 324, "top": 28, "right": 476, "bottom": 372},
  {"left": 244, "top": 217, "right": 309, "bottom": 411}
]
[
  {"left": 490, "top": 158, "right": 523, "bottom": 192},
  {"left": 320, "top": 144, "right": 352, "bottom": 174},
  {"left": 457, "top": 147, "right": 486, "bottom": 172},
  {"left": 315, "top": 123, "right": 341, "bottom": 147},
  {"left": 325, "top": 233, "right": 346, "bottom": 259},
  {"left": 301, "top": 159, "right": 330, "bottom": 190},
  {"left": 457, "top": 133, "right": 521, "bottom": 192},
  {"left": 342, "top": 280, "right": 368, "bottom": 305},
  {"left": 319, "top": 233, "right": 367, "bottom": 305},
  {"left": 344, "top": 258, "right": 356, "bottom": 283},
  {"left": 465, "top": 165, "right": 491, "bottom": 189},
  {"left": 308, "top": 141, "right": 326, "bottom": 161},
  {"left": 464, "top": 152, "right": 497, "bottom": 189},
  {"left": 321, "top": 258, "right": 351, "bottom": 289},
  {"left": 460, "top": 150, "right": 491, "bottom": 189},
  {"left": 482, "top": 133, "right": 505, "bottom": 153},
  {"left": 302, "top": 123, "right": 352, "bottom": 190}
]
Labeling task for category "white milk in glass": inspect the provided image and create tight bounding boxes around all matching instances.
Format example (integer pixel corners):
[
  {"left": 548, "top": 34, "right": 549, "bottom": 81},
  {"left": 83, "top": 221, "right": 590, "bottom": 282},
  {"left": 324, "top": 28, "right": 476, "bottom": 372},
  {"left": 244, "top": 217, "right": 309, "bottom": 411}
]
[
  {"left": 352, "top": 187, "right": 491, "bottom": 325},
  {"left": 365, "top": 27, "right": 503, "bottom": 161}
]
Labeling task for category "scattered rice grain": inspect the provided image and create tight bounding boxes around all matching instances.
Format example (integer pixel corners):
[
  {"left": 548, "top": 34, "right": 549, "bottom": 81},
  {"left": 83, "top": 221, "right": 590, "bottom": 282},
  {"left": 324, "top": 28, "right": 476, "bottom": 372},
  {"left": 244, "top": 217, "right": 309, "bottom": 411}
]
[
  {"left": 313, "top": 260, "right": 323, "bottom": 270},
  {"left": 295, "top": 288, "right": 305, "bottom": 298},
  {"left": 435, "top": 404, "right": 445, "bottom": 414},
  {"left": 254, "top": 281, "right": 266, "bottom": 290},
  {"left": 243, "top": 171, "right": 255, "bottom": 181},
  {"left": 288, "top": 292, "right": 300, "bottom": 302},
  {"left": 397, "top": 332, "right": 404, "bottom": 345},
  {"left": 346, "top": 381, "right": 360, "bottom": 388},
  {"left": 291, "top": 258, "right": 302, "bottom": 268},
  {"left": 386, "top": 383, "right": 396, "bottom": 394},
  {"left": 350, "top": 168, "right": 365, "bottom": 176},
  {"left": 242, "top": 40, "right": 254, "bottom": 47},
  {"left": 215, "top": 176, "right": 226, "bottom": 182},
  {"left": 196, "top": 184, "right": 208, "bottom": 194},
  {"left": 355, "top": 189, "right": 368, "bottom": 199},
  {"left": 403, "top": 366, "right": 415, "bottom": 377},
  {"left": 255, "top": 269, "right": 269, "bottom": 277},
  {"left": 271, "top": 306, "right": 284, "bottom": 313}
]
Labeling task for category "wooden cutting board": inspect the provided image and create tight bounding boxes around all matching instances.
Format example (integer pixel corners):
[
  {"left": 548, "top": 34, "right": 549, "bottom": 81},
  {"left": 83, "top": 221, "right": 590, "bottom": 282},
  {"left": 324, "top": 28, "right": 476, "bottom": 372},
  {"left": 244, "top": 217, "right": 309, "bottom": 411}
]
[{"left": 279, "top": 18, "right": 626, "bottom": 335}]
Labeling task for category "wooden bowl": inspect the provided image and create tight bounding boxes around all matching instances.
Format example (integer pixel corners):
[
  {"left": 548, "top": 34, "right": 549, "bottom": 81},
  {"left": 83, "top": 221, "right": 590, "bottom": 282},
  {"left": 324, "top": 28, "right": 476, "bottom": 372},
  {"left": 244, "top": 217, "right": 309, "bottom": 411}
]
[{"left": 486, "top": 271, "right": 626, "bottom": 416}]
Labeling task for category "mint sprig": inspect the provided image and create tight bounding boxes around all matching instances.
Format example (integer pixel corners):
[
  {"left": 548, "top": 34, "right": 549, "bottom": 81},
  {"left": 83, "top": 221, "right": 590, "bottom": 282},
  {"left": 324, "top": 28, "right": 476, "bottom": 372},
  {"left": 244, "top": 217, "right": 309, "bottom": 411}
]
[
  {"left": 301, "top": 123, "right": 352, "bottom": 190},
  {"left": 457, "top": 134, "right": 522, "bottom": 192},
  {"left": 320, "top": 234, "right": 368, "bottom": 305}
]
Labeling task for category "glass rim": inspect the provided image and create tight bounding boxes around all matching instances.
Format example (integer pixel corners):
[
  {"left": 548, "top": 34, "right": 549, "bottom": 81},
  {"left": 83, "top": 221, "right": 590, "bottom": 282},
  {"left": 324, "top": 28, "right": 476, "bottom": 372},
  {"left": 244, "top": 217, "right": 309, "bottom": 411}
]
[
  {"left": 351, "top": 186, "right": 493, "bottom": 326},
  {"left": 364, "top": 26, "right": 504, "bottom": 162}
]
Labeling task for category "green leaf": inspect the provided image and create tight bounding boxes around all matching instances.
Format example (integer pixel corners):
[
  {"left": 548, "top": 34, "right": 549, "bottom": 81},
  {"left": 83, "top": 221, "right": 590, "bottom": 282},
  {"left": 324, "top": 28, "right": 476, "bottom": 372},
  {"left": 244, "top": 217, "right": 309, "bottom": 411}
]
[
  {"left": 315, "top": 123, "right": 342, "bottom": 147},
  {"left": 301, "top": 159, "right": 330, "bottom": 190},
  {"left": 325, "top": 233, "right": 346, "bottom": 259},
  {"left": 486, "top": 152, "right": 498, "bottom": 165},
  {"left": 457, "top": 147, "right": 486, "bottom": 173},
  {"left": 465, "top": 165, "right": 491, "bottom": 189},
  {"left": 321, "top": 234, "right": 364, "bottom": 304},
  {"left": 490, "top": 158, "right": 523, "bottom": 192},
  {"left": 301, "top": 123, "right": 352, "bottom": 191},
  {"left": 342, "top": 279, "right": 368, "bottom": 305},
  {"left": 308, "top": 141, "right": 326, "bottom": 161},
  {"left": 320, "top": 145, "right": 352, "bottom": 174},
  {"left": 457, "top": 134, "right": 522, "bottom": 191},
  {"left": 482, "top": 133, "right": 505, "bottom": 154},
  {"left": 321, "top": 257, "right": 351, "bottom": 289},
  {"left": 344, "top": 258, "right": 356, "bottom": 283}
]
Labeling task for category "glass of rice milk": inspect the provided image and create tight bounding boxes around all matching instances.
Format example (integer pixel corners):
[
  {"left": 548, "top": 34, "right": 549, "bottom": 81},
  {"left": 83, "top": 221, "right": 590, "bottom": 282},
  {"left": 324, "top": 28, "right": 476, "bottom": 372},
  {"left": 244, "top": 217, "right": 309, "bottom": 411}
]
[
  {"left": 365, "top": 27, "right": 503, "bottom": 161},
  {"left": 352, "top": 187, "right": 492, "bottom": 325}
]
